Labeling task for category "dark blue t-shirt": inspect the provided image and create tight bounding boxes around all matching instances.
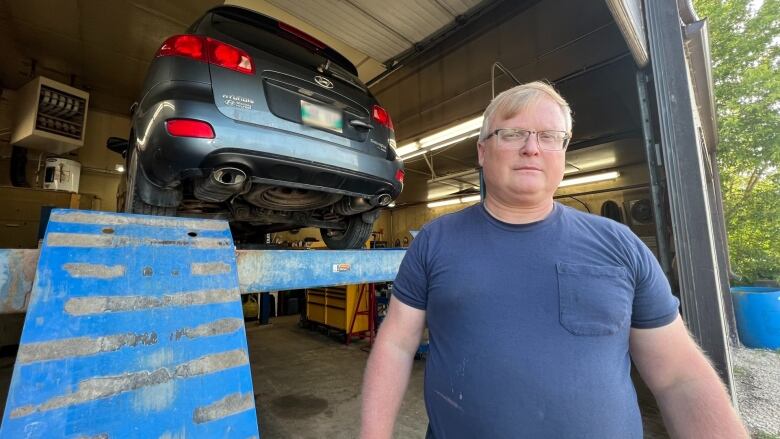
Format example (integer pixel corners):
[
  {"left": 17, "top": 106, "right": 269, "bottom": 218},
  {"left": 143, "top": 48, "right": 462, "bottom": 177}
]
[{"left": 393, "top": 203, "right": 679, "bottom": 439}]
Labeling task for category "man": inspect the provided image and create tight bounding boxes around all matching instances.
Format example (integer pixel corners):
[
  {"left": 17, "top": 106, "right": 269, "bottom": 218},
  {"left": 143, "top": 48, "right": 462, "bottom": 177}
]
[{"left": 360, "top": 82, "right": 747, "bottom": 438}]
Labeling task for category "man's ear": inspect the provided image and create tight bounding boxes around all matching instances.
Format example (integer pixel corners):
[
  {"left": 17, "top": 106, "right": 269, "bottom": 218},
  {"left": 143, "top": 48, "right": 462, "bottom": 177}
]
[{"left": 477, "top": 141, "right": 485, "bottom": 167}]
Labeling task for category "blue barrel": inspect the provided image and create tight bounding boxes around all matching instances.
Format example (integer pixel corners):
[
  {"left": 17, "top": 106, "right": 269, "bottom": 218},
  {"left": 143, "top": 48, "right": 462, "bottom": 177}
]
[{"left": 731, "top": 287, "right": 780, "bottom": 349}]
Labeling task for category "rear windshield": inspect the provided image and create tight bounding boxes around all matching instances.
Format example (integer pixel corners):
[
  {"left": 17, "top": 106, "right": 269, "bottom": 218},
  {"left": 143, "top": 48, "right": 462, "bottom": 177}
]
[{"left": 210, "top": 9, "right": 360, "bottom": 78}]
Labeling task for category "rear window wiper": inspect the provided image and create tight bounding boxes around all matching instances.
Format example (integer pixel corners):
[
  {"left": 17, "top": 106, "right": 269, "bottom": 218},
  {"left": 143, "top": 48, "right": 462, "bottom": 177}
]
[{"left": 318, "top": 60, "right": 366, "bottom": 91}]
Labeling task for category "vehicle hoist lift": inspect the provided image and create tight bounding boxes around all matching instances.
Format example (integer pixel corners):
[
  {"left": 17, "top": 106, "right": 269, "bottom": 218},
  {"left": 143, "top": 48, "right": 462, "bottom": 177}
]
[{"left": 0, "top": 209, "right": 404, "bottom": 438}]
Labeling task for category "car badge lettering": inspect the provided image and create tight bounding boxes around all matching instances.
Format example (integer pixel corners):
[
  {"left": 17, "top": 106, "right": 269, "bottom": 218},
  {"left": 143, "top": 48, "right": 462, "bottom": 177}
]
[
  {"left": 222, "top": 94, "right": 254, "bottom": 110},
  {"left": 314, "top": 76, "right": 334, "bottom": 89}
]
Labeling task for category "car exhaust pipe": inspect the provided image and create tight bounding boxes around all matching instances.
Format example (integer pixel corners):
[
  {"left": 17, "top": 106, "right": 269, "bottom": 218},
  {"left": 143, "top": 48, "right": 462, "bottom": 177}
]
[
  {"left": 194, "top": 167, "right": 247, "bottom": 202},
  {"left": 373, "top": 193, "right": 392, "bottom": 207}
]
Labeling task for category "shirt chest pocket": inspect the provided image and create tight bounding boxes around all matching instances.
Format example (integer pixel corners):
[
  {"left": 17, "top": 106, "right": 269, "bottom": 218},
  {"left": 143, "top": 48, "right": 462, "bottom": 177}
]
[{"left": 557, "top": 262, "right": 633, "bottom": 336}]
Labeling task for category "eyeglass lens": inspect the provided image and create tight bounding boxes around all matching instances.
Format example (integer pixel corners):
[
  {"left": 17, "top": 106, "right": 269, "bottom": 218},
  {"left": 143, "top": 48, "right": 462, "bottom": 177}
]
[{"left": 496, "top": 129, "right": 567, "bottom": 150}]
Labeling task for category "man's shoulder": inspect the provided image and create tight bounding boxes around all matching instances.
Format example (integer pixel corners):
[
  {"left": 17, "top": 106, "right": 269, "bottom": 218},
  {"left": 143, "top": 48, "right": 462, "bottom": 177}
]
[
  {"left": 422, "top": 204, "right": 483, "bottom": 234},
  {"left": 559, "top": 203, "right": 634, "bottom": 236}
]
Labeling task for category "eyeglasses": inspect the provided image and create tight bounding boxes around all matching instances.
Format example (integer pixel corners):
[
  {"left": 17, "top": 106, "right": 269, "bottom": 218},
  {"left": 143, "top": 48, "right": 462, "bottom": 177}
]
[{"left": 484, "top": 128, "right": 570, "bottom": 151}]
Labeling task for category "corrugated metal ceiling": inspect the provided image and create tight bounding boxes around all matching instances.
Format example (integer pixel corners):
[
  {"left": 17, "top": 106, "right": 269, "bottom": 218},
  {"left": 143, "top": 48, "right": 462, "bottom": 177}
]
[
  {"left": 1, "top": 0, "right": 491, "bottom": 114},
  {"left": 265, "top": 0, "right": 485, "bottom": 62}
]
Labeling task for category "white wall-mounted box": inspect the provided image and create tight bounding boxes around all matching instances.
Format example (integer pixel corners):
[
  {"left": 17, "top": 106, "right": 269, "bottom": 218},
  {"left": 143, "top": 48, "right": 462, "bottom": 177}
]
[{"left": 11, "top": 76, "right": 90, "bottom": 154}]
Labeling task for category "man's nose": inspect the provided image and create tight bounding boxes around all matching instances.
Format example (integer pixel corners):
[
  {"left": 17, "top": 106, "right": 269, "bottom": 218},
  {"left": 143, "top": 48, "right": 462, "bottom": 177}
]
[{"left": 519, "top": 134, "right": 541, "bottom": 155}]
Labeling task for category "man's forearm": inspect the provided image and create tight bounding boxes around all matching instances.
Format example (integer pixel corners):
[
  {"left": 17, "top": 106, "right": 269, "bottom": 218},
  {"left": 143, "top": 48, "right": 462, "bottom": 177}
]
[
  {"left": 360, "top": 339, "right": 416, "bottom": 439},
  {"left": 655, "top": 374, "right": 748, "bottom": 438}
]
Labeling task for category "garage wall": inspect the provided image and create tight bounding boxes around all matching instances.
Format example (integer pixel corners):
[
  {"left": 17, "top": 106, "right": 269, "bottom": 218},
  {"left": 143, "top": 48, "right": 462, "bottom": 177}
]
[
  {"left": 73, "top": 110, "right": 130, "bottom": 212},
  {"left": 272, "top": 203, "right": 475, "bottom": 249},
  {"left": 272, "top": 209, "right": 392, "bottom": 247},
  {"left": 370, "top": 0, "right": 628, "bottom": 144},
  {"left": 0, "top": 88, "right": 128, "bottom": 212},
  {"left": 385, "top": 201, "right": 475, "bottom": 246},
  {"left": 270, "top": 202, "right": 477, "bottom": 249}
]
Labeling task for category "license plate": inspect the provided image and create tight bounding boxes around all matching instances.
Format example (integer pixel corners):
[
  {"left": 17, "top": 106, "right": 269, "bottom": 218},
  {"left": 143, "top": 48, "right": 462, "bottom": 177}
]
[{"left": 301, "top": 100, "right": 342, "bottom": 133}]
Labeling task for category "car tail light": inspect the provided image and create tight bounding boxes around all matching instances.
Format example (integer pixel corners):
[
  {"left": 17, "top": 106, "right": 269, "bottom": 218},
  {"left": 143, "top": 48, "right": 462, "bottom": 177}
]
[
  {"left": 156, "top": 35, "right": 254, "bottom": 75},
  {"left": 278, "top": 22, "right": 326, "bottom": 49},
  {"left": 165, "top": 119, "right": 215, "bottom": 139},
  {"left": 156, "top": 35, "right": 206, "bottom": 61},
  {"left": 206, "top": 38, "right": 255, "bottom": 75},
  {"left": 372, "top": 105, "right": 394, "bottom": 131},
  {"left": 395, "top": 169, "right": 405, "bottom": 184}
]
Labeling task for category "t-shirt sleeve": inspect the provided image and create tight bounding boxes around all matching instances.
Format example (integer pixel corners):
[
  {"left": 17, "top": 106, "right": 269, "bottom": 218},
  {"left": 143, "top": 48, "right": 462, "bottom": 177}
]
[
  {"left": 628, "top": 233, "right": 680, "bottom": 329},
  {"left": 392, "top": 228, "right": 430, "bottom": 310}
]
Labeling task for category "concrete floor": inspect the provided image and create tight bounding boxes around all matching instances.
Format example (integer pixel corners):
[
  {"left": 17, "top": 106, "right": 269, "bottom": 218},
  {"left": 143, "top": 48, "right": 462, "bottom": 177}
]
[
  {"left": 0, "top": 314, "right": 669, "bottom": 438},
  {"left": 247, "top": 315, "right": 427, "bottom": 438}
]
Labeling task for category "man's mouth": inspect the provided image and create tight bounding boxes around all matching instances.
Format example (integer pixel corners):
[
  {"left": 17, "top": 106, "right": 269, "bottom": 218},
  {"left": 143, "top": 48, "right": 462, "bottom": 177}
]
[{"left": 512, "top": 166, "right": 542, "bottom": 171}]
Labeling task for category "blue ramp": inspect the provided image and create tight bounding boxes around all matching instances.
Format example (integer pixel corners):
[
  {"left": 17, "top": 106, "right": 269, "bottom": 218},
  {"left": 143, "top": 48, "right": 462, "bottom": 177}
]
[{"left": 1, "top": 209, "right": 259, "bottom": 438}]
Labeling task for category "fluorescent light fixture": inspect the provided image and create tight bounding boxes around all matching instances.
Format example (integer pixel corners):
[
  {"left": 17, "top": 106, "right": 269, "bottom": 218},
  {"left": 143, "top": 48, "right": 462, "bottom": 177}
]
[
  {"left": 418, "top": 117, "right": 483, "bottom": 148},
  {"left": 429, "top": 132, "right": 480, "bottom": 152},
  {"left": 427, "top": 198, "right": 461, "bottom": 208},
  {"left": 427, "top": 194, "right": 482, "bottom": 208},
  {"left": 399, "top": 147, "right": 428, "bottom": 160},
  {"left": 395, "top": 143, "right": 419, "bottom": 156},
  {"left": 399, "top": 116, "right": 484, "bottom": 160},
  {"left": 558, "top": 171, "right": 620, "bottom": 188}
]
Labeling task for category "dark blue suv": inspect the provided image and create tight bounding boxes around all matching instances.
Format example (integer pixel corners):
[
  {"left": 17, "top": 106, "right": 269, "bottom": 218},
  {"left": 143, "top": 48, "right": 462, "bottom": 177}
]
[{"left": 109, "top": 5, "right": 403, "bottom": 249}]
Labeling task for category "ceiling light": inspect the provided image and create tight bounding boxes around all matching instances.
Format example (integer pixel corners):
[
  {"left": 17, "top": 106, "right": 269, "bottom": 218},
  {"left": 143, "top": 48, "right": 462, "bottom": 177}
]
[
  {"left": 399, "top": 147, "right": 428, "bottom": 160},
  {"left": 395, "top": 143, "right": 419, "bottom": 156},
  {"left": 399, "top": 115, "right": 483, "bottom": 160},
  {"left": 427, "top": 198, "right": 462, "bottom": 208},
  {"left": 388, "top": 202, "right": 396, "bottom": 208},
  {"left": 558, "top": 171, "right": 620, "bottom": 188},
  {"left": 428, "top": 132, "right": 480, "bottom": 152},
  {"left": 418, "top": 117, "right": 483, "bottom": 148},
  {"left": 115, "top": 164, "right": 125, "bottom": 173},
  {"left": 427, "top": 194, "right": 482, "bottom": 208}
]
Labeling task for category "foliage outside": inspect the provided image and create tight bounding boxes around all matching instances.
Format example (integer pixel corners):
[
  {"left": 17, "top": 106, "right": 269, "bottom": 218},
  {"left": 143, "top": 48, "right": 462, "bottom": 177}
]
[{"left": 693, "top": 0, "right": 780, "bottom": 282}]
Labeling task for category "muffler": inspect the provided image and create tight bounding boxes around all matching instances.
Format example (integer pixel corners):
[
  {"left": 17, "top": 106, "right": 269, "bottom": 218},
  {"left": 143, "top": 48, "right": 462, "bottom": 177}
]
[
  {"left": 193, "top": 167, "right": 247, "bottom": 202},
  {"left": 333, "top": 196, "right": 372, "bottom": 216},
  {"left": 333, "top": 194, "right": 393, "bottom": 216}
]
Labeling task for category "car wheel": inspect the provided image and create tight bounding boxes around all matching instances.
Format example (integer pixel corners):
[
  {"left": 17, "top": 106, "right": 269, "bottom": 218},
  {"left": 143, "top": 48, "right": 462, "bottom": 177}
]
[
  {"left": 131, "top": 197, "right": 176, "bottom": 216},
  {"left": 124, "top": 146, "right": 176, "bottom": 217},
  {"left": 320, "top": 215, "right": 373, "bottom": 249}
]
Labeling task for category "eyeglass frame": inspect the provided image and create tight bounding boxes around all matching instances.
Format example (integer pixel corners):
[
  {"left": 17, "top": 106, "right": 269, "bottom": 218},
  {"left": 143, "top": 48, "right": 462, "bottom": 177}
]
[{"left": 483, "top": 128, "right": 571, "bottom": 151}]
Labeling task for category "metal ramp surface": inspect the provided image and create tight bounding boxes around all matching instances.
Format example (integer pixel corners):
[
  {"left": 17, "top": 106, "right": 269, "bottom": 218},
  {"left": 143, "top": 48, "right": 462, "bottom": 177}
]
[{"left": 0, "top": 209, "right": 259, "bottom": 438}]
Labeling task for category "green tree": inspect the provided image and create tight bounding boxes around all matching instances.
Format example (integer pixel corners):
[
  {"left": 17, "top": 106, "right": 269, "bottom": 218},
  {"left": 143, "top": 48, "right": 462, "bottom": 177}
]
[{"left": 693, "top": 0, "right": 780, "bottom": 281}]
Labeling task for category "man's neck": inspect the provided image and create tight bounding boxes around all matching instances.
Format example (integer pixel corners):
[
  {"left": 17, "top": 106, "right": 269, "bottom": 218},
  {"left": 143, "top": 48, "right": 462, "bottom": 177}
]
[{"left": 483, "top": 196, "right": 555, "bottom": 224}]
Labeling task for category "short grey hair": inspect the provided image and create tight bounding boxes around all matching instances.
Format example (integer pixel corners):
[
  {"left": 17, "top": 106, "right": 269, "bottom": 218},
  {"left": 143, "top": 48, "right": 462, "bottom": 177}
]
[{"left": 478, "top": 81, "right": 573, "bottom": 142}]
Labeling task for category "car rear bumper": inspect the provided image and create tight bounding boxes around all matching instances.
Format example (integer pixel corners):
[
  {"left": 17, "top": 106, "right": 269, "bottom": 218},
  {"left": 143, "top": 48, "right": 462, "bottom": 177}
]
[
  {"left": 132, "top": 81, "right": 403, "bottom": 198},
  {"left": 200, "top": 148, "right": 400, "bottom": 198}
]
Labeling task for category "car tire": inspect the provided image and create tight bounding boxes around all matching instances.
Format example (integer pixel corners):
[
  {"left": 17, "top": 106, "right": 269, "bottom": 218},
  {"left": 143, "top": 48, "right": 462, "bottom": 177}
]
[
  {"left": 131, "top": 196, "right": 176, "bottom": 216},
  {"left": 320, "top": 215, "right": 373, "bottom": 249},
  {"left": 124, "top": 146, "right": 176, "bottom": 217}
]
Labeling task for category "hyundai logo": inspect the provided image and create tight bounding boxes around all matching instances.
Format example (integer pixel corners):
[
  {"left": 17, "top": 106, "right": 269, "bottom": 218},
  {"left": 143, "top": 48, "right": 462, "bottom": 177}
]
[{"left": 314, "top": 75, "right": 334, "bottom": 89}]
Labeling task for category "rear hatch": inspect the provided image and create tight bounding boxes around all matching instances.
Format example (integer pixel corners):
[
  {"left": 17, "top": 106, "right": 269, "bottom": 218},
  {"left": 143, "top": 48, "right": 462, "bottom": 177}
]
[{"left": 202, "top": 6, "right": 393, "bottom": 157}]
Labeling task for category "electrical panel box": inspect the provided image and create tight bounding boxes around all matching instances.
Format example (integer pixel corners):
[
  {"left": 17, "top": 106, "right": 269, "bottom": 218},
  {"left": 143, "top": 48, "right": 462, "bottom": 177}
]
[{"left": 10, "top": 76, "right": 89, "bottom": 154}]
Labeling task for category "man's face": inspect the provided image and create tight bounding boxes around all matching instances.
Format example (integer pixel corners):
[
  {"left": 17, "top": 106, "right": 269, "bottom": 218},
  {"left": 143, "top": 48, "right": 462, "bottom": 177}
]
[{"left": 477, "top": 96, "right": 568, "bottom": 207}]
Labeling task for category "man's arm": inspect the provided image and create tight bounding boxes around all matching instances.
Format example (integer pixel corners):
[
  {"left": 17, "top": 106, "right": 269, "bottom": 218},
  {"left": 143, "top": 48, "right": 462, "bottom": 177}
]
[
  {"left": 360, "top": 296, "right": 426, "bottom": 439},
  {"left": 630, "top": 315, "right": 748, "bottom": 438}
]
